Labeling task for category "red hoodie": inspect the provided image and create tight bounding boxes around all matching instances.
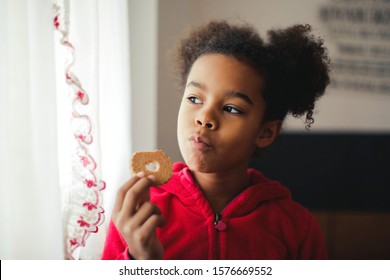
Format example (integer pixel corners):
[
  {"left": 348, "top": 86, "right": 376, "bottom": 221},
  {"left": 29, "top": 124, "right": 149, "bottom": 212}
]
[{"left": 102, "top": 162, "right": 327, "bottom": 260}]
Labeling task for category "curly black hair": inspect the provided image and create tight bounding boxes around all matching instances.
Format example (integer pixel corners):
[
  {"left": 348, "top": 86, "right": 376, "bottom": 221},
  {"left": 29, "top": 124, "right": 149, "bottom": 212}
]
[{"left": 174, "top": 21, "right": 331, "bottom": 129}]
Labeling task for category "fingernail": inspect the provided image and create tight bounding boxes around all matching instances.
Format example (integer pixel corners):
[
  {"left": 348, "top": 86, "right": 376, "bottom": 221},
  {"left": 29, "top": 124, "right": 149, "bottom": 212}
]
[
  {"left": 147, "top": 175, "right": 156, "bottom": 181},
  {"left": 136, "top": 172, "right": 145, "bottom": 178}
]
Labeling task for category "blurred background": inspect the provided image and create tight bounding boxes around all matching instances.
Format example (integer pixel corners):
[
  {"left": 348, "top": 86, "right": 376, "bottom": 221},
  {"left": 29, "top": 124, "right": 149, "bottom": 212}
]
[{"left": 1, "top": 0, "right": 389, "bottom": 259}]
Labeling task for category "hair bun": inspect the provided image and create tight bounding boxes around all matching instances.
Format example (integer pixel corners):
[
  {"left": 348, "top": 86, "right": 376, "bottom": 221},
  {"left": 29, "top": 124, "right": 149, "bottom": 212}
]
[{"left": 264, "top": 24, "right": 331, "bottom": 128}]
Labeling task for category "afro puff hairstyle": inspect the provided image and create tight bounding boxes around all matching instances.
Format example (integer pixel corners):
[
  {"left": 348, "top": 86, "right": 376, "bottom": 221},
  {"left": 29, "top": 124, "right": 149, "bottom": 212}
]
[{"left": 174, "top": 21, "right": 331, "bottom": 129}]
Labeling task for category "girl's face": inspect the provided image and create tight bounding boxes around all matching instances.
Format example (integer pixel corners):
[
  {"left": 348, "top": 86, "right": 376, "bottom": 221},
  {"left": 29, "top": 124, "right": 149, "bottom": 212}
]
[{"left": 177, "top": 53, "right": 274, "bottom": 173}]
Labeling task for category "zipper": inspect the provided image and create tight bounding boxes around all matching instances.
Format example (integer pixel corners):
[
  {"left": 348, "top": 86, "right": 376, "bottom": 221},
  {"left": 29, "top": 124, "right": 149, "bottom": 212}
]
[
  {"left": 214, "top": 213, "right": 226, "bottom": 259},
  {"left": 213, "top": 195, "right": 242, "bottom": 258},
  {"left": 214, "top": 213, "right": 221, "bottom": 259},
  {"left": 213, "top": 191, "right": 242, "bottom": 231},
  {"left": 214, "top": 213, "right": 222, "bottom": 225},
  {"left": 190, "top": 173, "right": 243, "bottom": 258},
  {"left": 214, "top": 213, "right": 227, "bottom": 231}
]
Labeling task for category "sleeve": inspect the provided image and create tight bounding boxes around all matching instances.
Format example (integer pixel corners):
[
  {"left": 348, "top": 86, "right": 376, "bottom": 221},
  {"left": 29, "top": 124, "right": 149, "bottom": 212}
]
[
  {"left": 101, "top": 220, "right": 132, "bottom": 260},
  {"left": 298, "top": 213, "right": 328, "bottom": 260}
]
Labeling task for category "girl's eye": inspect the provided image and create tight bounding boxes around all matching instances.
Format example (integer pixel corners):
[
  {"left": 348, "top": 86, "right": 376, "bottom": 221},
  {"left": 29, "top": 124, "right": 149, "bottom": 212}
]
[
  {"left": 187, "top": 96, "right": 202, "bottom": 104},
  {"left": 224, "top": 105, "right": 243, "bottom": 114}
]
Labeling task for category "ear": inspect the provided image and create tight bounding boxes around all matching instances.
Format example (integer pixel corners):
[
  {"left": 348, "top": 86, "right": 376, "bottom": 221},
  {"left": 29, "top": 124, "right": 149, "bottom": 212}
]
[{"left": 255, "top": 120, "right": 282, "bottom": 149}]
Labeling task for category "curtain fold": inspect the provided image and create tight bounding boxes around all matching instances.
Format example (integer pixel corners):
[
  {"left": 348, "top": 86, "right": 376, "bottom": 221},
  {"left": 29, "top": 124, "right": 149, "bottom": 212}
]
[
  {"left": 0, "top": 0, "right": 64, "bottom": 259},
  {"left": 0, "top": 0, "right": 132, "bottom": 259}
]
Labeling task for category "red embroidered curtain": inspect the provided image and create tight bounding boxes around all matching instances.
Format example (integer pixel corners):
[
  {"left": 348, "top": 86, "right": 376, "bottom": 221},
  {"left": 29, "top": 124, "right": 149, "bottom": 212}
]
[{"left": 0, "top": 0, "right": 132, "bottom": 259}]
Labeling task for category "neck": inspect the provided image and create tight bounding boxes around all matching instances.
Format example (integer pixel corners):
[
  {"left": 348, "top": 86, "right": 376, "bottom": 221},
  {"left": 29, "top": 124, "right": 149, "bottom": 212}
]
[{"left": 191, "top": 166, "right": 250, "bottom": 213}]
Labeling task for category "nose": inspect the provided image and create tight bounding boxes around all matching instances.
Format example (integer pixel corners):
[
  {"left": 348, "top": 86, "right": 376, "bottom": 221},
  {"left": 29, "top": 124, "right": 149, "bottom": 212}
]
[
  {"left": 196, "top": 119, "right": 214, "bottom": 129},
  {"left": 195, "top": 109, "right": 218, "bottom": 130}
]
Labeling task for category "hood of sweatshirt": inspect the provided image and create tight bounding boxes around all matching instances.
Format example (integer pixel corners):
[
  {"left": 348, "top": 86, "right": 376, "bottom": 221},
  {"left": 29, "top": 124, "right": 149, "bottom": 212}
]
[{"left": 157, "top": 162, "right": 291, "bottom": 218}]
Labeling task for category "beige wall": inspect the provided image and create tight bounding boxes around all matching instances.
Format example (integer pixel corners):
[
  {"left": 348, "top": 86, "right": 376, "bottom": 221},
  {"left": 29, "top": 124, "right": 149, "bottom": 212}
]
[
  {"left": 157, "top": 0, "right": 201, "bottom": 161},
  {"left": 129, "top": 0, "right": 158, "bottom": 153}
]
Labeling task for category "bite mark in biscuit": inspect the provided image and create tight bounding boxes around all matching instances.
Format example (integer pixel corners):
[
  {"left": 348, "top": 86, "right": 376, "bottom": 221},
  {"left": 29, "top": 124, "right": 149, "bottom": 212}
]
[{"left": 130, "top": 150, "right": 173, "bottom": 186}]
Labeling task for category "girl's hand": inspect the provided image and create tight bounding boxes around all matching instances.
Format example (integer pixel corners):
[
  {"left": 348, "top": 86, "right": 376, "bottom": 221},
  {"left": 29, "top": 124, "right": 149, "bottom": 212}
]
[{"left": 111, "top": 172, "right": 165, "bottom": 260}]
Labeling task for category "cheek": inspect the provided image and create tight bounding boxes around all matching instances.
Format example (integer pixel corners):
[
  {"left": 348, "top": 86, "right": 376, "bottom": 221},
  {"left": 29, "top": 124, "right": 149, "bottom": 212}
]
[
  {"left": 222, "top": 121, "right": 261, "bottom": 149},
  {"left": 177, "top": 104, "right": 192, "bottom": 144},
  {"left": 177, "top": 104, "right": 188, "bottom": 131},
  {"left": 225, "top": 132, "right": 254, "bottom": 153}
]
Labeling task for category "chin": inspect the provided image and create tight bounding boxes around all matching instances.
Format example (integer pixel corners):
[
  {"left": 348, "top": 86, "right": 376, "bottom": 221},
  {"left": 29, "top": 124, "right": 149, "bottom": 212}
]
[{"left": 185, "top": 157, "right": 216, "bottom": 173}]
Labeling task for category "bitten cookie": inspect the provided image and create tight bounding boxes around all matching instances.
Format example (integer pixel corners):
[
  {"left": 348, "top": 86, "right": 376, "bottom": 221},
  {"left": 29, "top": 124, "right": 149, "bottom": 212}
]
[{"left": 130, "top": 150, "right": 173, "bottom": 186}]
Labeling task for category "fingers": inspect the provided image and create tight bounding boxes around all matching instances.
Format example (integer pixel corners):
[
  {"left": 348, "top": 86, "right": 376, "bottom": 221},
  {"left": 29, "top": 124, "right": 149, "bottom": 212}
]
[
  {"left": 113, "top": 174, "right": 143, "bottom": 214},
  {"left": 138, "top": 212, "right": 165, "bottom": 237},
  {"left": 111, "top": 174, "right": 164, "bottom": 260},
  {"left": 123, "top": 176, "right": 155, "bottom": 216},
  {"left": 131, "top": 202, "right": 165, "bottom": 229},
  {"left": 113, "top": 172, "right": 155, "bottom": 215},
  {"left": 131, "top": 202, "right": 165, "bottom": 246}
]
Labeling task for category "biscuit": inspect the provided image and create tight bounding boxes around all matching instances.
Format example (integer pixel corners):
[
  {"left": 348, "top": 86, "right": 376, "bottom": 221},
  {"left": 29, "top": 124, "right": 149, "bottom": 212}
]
[{"left": 130, "top": 150, "right": 173, "bottom": 186}]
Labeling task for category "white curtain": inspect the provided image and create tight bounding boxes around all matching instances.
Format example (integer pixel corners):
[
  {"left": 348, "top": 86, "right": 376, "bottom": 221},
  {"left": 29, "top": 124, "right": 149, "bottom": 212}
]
[
  {"left": 0, "top": 0, "right": 63, "bottom": 259},
  {"left": 0, "top": 0, "right": 131, "bottom": 259}
]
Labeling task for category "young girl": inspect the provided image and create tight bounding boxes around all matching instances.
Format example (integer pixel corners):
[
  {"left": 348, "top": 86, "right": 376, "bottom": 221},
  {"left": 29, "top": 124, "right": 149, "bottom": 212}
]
[{"left": 102, "top": 20, "right": 330, "bottom": 260}]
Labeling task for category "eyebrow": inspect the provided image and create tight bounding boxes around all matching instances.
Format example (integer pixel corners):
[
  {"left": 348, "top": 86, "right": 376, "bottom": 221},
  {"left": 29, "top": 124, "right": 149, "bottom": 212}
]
[
  {"left": 225, "top": 91, "right": 253, "bottom": 105},
  {"left": 186, "top": 80, "right": 253, "bottom": 105},
  {"left": 186, "top": 81, "right": 205, "bottom": 90}
]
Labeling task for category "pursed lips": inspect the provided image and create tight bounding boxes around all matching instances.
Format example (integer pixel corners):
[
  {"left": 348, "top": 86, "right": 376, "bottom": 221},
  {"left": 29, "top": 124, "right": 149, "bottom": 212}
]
[{"left": 188, "top": 134, "right": 213, "bottom": 151}]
